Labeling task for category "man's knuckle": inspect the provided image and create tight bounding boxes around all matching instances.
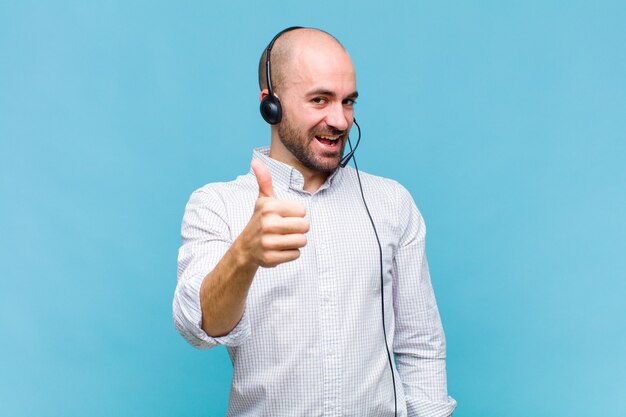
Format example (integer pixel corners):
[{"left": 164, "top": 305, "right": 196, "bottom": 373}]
[
  {"left": 260, "top": 236, "right": 273, "bottom": 249},
  {"left": 261, "top": 220, "right": 273, "bottom": 234},
  {"left": 260, "top": 253, "right": 272, "bottom": 265},
  {"left": 266, "top": 252, "right": 281, "bottom": 266},
  {"left": 260, "top": 200, "right": 277, "bottom": 214}
]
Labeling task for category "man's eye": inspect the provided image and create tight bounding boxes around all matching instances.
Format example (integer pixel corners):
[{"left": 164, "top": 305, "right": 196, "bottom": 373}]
[
  {"left": 312, "top": 97, "right": 326, "bottom": 104},
  {"left": 343, "top": 99, "right": 357, "bottom": 106}
]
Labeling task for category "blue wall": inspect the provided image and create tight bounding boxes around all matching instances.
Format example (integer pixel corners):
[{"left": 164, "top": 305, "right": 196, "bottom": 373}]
[{"left": 1, "top": 1, "right": 624, "bottom": 416}]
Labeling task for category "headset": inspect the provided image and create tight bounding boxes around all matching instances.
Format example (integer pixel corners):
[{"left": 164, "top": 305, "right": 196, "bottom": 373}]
[
  {"left": 260, "top": 26, "right": 303, "bottom": 125},
  {"left": 260, "top": 27, "right": 397, "bottom": 417}
]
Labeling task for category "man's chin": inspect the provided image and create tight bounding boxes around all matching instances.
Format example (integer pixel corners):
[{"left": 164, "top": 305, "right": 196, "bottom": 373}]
[
  {"left": 300, "top": 154, "right": 339, "bottom": 173},
  {"left": 315, "top": 156, "right": 342, "bottom": 172}
]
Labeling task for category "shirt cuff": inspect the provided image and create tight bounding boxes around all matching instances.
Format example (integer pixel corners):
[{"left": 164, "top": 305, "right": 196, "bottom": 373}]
[
  {"left": 173, "top": 274, "right": 251, "bottom": 349},
  {"left": 197, "top": 307, "right": 251, "bottom": 348},
  {"left": 407, "top": 395, "right": 457, "bottom": 417}
]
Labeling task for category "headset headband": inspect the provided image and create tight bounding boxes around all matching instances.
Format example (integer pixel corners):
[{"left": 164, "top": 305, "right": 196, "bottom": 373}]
[
  {"left": 260, "top": 26, "right": 304, "bottom": 125},
  {"left": 265, "top": 26, "right": 303, "bottom": 97}
]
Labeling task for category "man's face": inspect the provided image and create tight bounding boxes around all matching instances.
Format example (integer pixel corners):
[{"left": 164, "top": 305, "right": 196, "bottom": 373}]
[{"left": 272, "top": 42, "right": 358, "bottom": 174}]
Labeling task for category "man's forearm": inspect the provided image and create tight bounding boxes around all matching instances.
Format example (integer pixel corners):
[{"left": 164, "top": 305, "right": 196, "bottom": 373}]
[
  {"left": 199, "top": 237, "right": 259, "bottom": 337},
  {"left": 199, "top": 159, "right": 309, "bottom": 337}
]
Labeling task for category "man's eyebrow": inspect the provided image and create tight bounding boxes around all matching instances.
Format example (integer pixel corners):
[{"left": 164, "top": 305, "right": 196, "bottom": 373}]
[{"left": 306, "top": 89, "right": 359, "bottom": 99}]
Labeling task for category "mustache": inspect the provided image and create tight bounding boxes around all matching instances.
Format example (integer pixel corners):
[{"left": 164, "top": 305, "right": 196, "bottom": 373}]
[{"left": 314, "top": 127, "right": 347, "bottom": 136}]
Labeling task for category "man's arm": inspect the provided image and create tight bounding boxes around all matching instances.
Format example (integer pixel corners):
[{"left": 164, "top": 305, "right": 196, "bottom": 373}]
[
  {"left": 392, "top": 184, "right": 457, "bottom": 417},
  {"left": 199, "top": 159, "right": 309, "bottom": 336},
  {"left": 174, "top": 159, "right": 309, "bottom": 343}
]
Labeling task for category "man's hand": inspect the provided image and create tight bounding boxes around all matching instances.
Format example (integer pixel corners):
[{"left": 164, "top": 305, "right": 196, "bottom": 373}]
[
  {"left": 198, "top": 159, "right": 310, "bottom": 336},
  {"left": 242, "top": 159, "right": 309, "bottom": 267}
]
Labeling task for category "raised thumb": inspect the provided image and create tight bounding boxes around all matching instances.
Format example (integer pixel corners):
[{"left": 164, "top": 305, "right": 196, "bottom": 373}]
[{"left": 251, "top": 159, "right": 275, "bottom": 198}]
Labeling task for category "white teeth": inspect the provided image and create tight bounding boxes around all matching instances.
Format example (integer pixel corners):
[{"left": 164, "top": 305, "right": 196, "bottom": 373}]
[{"left": 318, "top": 135, "right": 339, "bottom": 141}]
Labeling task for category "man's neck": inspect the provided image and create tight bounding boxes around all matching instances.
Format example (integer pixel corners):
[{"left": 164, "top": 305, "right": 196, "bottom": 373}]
[
  {"left": 300, "top": 170, "right": 329, "bottom": 193},
  {"left": 268, "top": 149, "right": 330, "bottom": 193}
]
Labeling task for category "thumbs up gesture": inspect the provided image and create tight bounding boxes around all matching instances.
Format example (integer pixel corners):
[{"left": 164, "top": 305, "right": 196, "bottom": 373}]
[{"left": 242, "top": 159, "right": 310, "bottom": 268}]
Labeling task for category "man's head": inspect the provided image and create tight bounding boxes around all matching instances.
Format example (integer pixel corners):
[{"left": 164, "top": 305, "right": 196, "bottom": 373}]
[{"left": 259, "top": 28, "right": 358, "bottom": 175}]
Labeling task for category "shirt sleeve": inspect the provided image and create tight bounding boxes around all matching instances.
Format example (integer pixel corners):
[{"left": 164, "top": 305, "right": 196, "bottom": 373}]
[
  {"left": 173, "top": 187, "right": 251, "bottom": 349},
  {"left": 391, "top": 184, "right": 457, "bottom": 417}
]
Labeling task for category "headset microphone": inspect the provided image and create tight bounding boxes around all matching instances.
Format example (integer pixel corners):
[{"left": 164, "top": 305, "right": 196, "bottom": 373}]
[{"left": 339, "top": 118, "right": 361, "bottom": 168}]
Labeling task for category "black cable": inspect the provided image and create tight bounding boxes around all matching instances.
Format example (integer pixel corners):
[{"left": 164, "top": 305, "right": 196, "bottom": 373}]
[{"left": 347, "top": 138, "right": 398, "bottom": 417}]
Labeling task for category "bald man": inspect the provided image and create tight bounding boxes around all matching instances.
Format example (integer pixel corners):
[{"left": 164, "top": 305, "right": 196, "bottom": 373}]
[{"left": 174, "top": 28, "right": 457, "bottom": 417}]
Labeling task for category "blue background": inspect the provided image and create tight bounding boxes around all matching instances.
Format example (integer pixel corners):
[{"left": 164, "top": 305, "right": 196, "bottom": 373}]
[{"left": 1, "top": 1, "right": 625, "bottom": 416}]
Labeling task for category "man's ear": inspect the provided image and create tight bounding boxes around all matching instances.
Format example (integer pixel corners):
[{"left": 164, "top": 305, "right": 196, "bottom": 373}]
[{"left": 259, "top": 89, "right": 269, "bottom": 102}]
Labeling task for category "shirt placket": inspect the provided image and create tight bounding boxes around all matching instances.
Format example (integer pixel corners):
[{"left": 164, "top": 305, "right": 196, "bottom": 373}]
[{"left": 309, "top": 193, "right": 342, "bottom": 417}]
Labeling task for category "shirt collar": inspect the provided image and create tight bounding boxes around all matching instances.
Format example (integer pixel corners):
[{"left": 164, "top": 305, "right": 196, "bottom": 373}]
[{"left": 250, "top": 147, "right": 342, "bottom": 194}]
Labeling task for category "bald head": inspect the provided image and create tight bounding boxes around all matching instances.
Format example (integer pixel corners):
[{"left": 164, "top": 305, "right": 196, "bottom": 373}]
[{"left": 258, "top": 28, "right": 348, "bottom": 94}]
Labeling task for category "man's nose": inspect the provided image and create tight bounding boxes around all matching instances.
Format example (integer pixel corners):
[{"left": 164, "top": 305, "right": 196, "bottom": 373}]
[{"left": 325, "top": 102, "right": 350, "bottom": 131}]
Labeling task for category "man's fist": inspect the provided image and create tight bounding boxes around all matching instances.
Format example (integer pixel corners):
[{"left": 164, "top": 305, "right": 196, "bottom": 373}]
[{"left": 242, "top": 159, "right": 310, "bottom": 268}]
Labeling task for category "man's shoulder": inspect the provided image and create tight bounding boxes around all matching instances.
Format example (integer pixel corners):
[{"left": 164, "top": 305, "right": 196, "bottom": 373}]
[
  {"left": 192, "top": 172, "right": 256, "bottom": 196},
  {"left": 340, "top": 166, "right": 412, "bottom": 200},
  {"left": 338, "top": 167, "right": 424, "bottom": 234},
  {"left": 186, "top": 172, "right": 257, "bottom": 209}
]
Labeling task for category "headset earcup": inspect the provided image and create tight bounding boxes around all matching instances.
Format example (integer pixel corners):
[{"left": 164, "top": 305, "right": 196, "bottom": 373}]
[{"left": 260, "top": 95, "right": 282, "bottom": 125}]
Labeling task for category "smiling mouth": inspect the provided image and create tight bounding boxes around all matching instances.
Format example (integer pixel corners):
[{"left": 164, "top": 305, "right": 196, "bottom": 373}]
[{"left": 315, "top": 134, "right": 342, "bottom": 147}]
